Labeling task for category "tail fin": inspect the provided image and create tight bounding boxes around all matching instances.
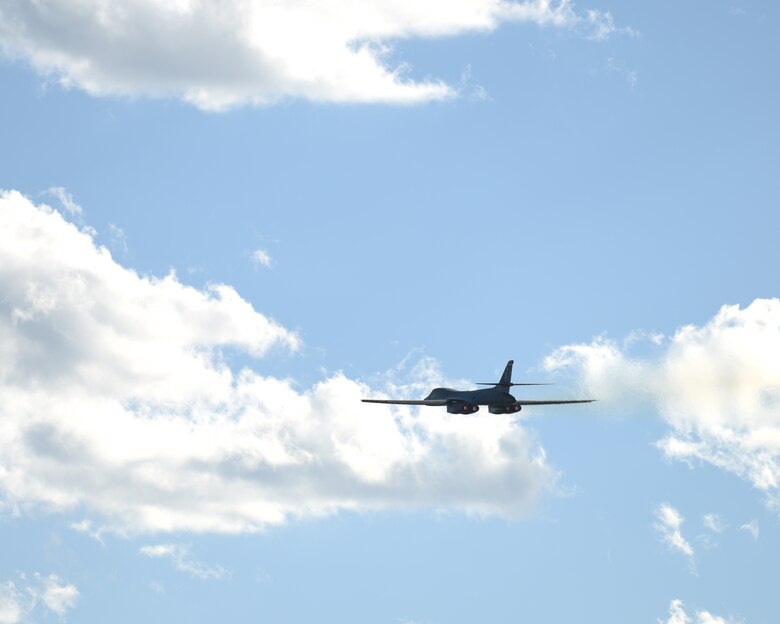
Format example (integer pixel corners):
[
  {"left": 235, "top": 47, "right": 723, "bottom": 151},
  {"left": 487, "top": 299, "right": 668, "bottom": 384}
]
[
  {"left": 474, "top": 360, "right": 551, "bottom": 387},
  {"left": 498, "top": 360, "right": 514, "bottom": 387}
]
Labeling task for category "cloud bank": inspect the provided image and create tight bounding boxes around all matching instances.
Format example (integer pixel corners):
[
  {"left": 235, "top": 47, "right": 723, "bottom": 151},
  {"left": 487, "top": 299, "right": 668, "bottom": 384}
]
[
  {"left": 0, "top": 190, "right": 552, "bottom": 533},
  {"left": 0, "top": 0, "right": 629, "bottom": 109},
  {"left": 545, "top": 298, "right": 780, "bottom": 508}
]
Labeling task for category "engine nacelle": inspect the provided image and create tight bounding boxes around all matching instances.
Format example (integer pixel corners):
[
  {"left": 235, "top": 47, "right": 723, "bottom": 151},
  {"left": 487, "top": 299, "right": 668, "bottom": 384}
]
[
  {"left": 447, "top": 402, "right": 479, "bottom": 414},
  {"left": 489, "top": 405, "right": 522, "bottom": 414}
]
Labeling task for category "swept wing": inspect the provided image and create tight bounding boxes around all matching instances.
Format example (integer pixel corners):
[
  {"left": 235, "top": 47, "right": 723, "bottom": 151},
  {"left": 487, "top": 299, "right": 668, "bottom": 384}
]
[
  {"left": 515, "top": 399, "right": 595, "bottom": 405},
  {"left": 361, "top": 399, "right": 449, "bottom": 406}
]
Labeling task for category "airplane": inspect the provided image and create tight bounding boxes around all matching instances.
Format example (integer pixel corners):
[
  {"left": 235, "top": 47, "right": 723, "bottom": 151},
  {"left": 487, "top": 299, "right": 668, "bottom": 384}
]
[{"left": 362, "top": 360, "right": 595, "bottom": 414}]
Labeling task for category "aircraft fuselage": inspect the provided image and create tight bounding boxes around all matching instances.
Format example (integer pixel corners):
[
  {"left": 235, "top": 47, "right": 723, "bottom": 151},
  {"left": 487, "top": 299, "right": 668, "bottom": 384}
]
[
  {"left": 425, "top": 387, "right": 519, "bottom": 414},
  {"left": 425, "top": 387, "right": 515, "bottom": 405}
]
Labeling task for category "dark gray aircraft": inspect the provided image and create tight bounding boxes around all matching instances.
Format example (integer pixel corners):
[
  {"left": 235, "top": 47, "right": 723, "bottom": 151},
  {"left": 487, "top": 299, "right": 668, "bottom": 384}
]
[{"left": 362, "top": 360, "right": 594, "bottom": 414}]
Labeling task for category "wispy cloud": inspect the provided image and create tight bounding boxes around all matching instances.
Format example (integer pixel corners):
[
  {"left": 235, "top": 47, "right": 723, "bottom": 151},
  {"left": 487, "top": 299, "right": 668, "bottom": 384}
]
[
  {"left": 70, "top": 518, "right": 107, "bottom": 544},
  {"left": 585, "top": 9, "right": 640, "bottom": 41},
  {"left": 46, "top": 186, "right": 82, "bottom": 215},
  {"left": 108, "top": 223, "right": 129, "bottom": 255},
  {"left": 739, "top": 520, "right": 759, "bottom": 540},
  {"left": 702, "top": 513, "right": 726, "bottom": 533},
  {"left": 655, "top": 504, "right": 694, "bottom": 562},
  {"left": 148, "top": 580, "right": 166, "bottom": 594},
  {"left": 607, "top": 56, "right": 638, "bottom": 88},
  {"left": 0, "top": 0, "right": 634, "bottom": 109},
  {"left": 696, "top": 513, "right": 727, "bottom": 549},
  {"left": 458, "top": 65, "right": 493, "bottom": 102},
  {"left": 140, "top": 544, "right": 228, "bottom": 580}
]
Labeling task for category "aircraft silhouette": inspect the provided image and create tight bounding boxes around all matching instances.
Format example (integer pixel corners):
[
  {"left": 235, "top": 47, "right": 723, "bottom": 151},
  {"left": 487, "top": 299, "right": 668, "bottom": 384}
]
[{"left": 362, "top": 360, "right": 595, "bottom": 414}]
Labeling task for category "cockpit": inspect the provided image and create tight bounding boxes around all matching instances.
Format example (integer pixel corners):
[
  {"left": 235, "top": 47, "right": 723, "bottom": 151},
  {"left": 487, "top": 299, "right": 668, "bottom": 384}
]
[{"left": 425, "top": 387, "right": 455, "bottom": 400}]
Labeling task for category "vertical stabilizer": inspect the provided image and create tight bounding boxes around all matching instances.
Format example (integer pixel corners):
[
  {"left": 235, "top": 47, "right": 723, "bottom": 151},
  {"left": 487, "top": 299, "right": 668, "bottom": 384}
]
[{"left": 498, "top": 360, "right": 514, "bottom": 387}]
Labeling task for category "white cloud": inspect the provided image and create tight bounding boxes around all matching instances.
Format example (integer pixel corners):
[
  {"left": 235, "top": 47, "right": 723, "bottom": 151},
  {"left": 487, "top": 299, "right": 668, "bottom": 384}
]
[
  {"left": 655, "top": 504, "right": 694, "bottom": 560},
  {"left": 545, "top": 299, "right": 780, "bottom": 508},
  {"left": 0, "top": 574, "right": 78, "bottom": 623},
  {"left": 660, "top": 600, "right": 736, "bottom": 624},
  {"left": 739, "top": 520, "right": 759, "bottom": 540},
  {"left": 0, "top": 190, "right": 554, "bottom": 533},
  {"left": 0, "top": 0, "right": 631, "bottom": 109},
  {"left": 140, "top": 543, "right": 228, "bottom": 580},
  {"left": 39, "top": 575, "right": 79, "bottom": 616},
  {"left": 663, "top": 600, "right": 691, "bottom": 624},
  {"left": 251, "top": 249, "right": 272, "bottom": 268}
]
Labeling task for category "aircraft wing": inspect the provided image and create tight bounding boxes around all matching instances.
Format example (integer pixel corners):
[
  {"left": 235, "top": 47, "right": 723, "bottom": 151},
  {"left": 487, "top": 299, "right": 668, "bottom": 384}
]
[
  {"left": 515, "top": 399, "right": 596, "bottom": 405},
  {"left": 361, "top": 399, "right": 449, "bottom": 406}
]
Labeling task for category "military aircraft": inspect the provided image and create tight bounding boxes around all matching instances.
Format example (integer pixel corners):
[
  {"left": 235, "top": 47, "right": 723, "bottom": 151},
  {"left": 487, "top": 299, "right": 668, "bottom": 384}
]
[{"left": 362, "top": 360, "right": 594, "bottom": 414}]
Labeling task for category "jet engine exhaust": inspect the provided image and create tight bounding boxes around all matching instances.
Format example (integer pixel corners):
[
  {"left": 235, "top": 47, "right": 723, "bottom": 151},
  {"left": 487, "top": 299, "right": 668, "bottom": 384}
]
[
  {"left": 488, "top": 405, "right": 522, "bottom": 414},
  {"left": 448, "top": 403, "right": 479, "bottom": 414}
]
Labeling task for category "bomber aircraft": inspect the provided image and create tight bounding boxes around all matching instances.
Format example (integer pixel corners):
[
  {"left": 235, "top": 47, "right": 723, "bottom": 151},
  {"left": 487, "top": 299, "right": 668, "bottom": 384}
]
[{"left": 362, "top": 360, "right": 595, "bottom": 414}]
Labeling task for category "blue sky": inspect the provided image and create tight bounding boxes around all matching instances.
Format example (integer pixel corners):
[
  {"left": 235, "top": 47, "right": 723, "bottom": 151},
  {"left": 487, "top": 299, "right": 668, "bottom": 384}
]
[{"left": 0, "top": 1, "right": 778, "bottom": 622}]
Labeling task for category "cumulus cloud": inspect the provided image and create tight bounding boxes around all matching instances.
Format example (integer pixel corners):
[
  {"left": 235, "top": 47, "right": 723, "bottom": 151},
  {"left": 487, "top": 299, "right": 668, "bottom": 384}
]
[
  {"left": 545, "top": 299, "right": 780, "bottom": 508},
  {"left": 655, "top": 504, "right": 694, "bottom": 561},
  {"left": 0, "top": 190, "right": 553, "bottom": 533},
  {"left": 140, "top": 543, "right": 228, "bottom": 579},
  {"left": 0, "top": 573, "right": 78, "bottom": 623},
  {"left": 660, "top": 599, "right": 735, "bottom": 624},
  {"left": 0, "top": 0, "right": 631, "bottom": 109}
]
